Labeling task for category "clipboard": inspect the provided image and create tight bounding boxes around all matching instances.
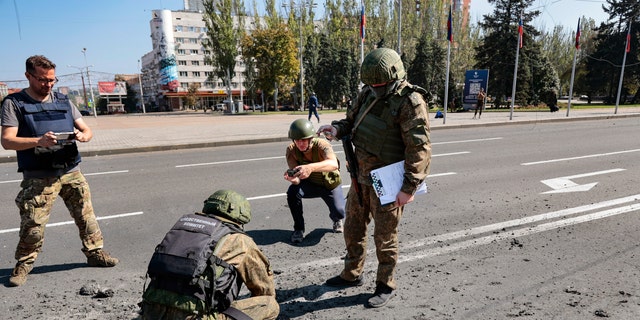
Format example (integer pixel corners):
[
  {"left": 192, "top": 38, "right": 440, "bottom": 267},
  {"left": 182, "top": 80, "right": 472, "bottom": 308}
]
[{"left": 370, "top": 160, "right": 427, "bottom": 205}]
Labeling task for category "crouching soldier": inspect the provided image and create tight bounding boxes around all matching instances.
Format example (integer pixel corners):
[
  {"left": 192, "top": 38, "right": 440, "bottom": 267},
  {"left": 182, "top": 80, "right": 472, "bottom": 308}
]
[{"left": 139, "top": 189, "right": 279, "bottom": 320}]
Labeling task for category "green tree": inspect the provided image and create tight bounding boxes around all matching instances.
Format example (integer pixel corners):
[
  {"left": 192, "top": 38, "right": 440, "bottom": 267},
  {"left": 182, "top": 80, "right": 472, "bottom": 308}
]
[
  {"left": 475, "top": 0, "right": 559, "bottom": 108},
  {"left": 586, "top": 0, "right": 639, "bottom": 103},
  {"left": 183, "top": 83, "right": 201, "bottom": 110},
  {"left": 202, "top": 0, "right": 245, "bottom": 105},
  {"left": 242, "top": 23, "right": 299, "bottom": 109},
  {"left": 408, "top": 36, "right": 446, "bottom": 107}
]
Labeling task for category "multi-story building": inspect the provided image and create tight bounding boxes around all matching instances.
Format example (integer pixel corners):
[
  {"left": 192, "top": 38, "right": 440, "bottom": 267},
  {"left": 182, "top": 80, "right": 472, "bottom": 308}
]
[{"left": 142, "top": 8, "right": 255, "bottom": 112}]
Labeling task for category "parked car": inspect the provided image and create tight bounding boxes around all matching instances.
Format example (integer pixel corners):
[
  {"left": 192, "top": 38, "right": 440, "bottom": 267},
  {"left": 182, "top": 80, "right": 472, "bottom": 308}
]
[{"left": 243, "top": 104, "right": 263, "bottom": 111}]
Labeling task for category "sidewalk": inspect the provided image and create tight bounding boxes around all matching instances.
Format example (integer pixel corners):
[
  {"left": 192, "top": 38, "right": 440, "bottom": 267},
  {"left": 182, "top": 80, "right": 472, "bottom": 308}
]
[{"left": 1, "top": 107, "right": 639, "bottom": 163}]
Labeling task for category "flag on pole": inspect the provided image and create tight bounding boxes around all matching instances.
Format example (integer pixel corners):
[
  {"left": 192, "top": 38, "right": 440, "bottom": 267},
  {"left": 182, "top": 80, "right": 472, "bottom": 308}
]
[
  {"left": 626, "top": 24, "right": 632, "bottom": 53},
  {"left": 447, "top": 6, "right": 453, "bottom": 42},
  {"left": 518, "top": 16, "right": 523, "bottom": 48},
  {"left": 575, "top": 18, "right": 581, "bottom": 49},
  {"left": 360, "top": 5, "right": 366, "bottom": 42}
]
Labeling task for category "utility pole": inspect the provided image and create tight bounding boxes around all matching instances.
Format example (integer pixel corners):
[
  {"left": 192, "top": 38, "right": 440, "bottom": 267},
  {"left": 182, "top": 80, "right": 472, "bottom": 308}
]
[
  {"left": 82, "top": 48, "right": 98, "bottom": 118},
  {"left": 68, "top": 65, "right": 88, "bottom": 110}
]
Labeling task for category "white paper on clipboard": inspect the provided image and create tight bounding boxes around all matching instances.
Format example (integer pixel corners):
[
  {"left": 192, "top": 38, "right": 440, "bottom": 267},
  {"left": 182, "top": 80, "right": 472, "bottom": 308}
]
[{"left": 370, "top": 160, "right": 427, "bottom": 205}]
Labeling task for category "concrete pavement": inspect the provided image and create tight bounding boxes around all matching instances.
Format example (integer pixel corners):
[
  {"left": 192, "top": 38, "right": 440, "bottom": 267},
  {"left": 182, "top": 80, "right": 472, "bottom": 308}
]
[{"left": 1, "top": 106, "right": 639, "bottom": 163}]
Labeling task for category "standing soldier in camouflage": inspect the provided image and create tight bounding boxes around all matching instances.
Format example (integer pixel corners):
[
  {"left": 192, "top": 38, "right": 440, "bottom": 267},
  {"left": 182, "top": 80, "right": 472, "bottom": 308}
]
[
  {"left": 318, "top": 48, "right": 431, "bottom": 308},
  {"left": 0, "top": 55, "right": 118, "bottom": 287},
  {"left": 139, "top": 189, "right": 279, "bottom": 320}
]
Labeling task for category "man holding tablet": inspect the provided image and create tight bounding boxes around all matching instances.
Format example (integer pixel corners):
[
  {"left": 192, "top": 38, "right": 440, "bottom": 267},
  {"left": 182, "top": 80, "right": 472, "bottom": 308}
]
[{"left": 1, "top": 55, "right": 119, "bottom": 287}]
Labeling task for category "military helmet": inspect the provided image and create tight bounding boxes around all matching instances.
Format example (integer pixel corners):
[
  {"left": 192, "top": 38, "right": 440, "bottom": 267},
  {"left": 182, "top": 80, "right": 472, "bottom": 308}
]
[
  {"left": 360, "top": 48, "right": 406, "bottom": 86},
  {"left": 202, "top": 189, "right": 251, "bottom": 225},
  {"left": 288, "top": 119, "right": 315, "bottom": 140}
]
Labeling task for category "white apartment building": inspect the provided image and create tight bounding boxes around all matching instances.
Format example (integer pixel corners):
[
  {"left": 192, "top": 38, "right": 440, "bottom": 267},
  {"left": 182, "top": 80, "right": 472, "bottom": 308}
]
[{"left": 142, "top": 9, "right": 256, "bottom": 111}]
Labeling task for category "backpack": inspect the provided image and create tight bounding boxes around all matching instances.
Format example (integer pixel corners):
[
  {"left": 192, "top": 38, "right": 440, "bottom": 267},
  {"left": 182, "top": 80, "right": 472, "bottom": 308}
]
[
  {"left": 435, "top": 110, "right": 444, "bottom": 118},
  {"left": 143, "top": 213, "right": 248, "bottom": 318}
]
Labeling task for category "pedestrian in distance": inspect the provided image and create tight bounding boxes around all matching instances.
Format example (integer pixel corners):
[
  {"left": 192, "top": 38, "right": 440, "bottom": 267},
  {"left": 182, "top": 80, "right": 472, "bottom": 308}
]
[
  {"left": 284, "top": 119, "right": 346, "bottom": 244},
  {"left": 0, "top": 55, "right": 119, "bottom": 287},
  {"left": 307, "top": 92, "right": 320, "bottom": 123},
  {"left": 473, "top": 87, "right": 486, "bottom": 119},
  {"left": 139, "top": 189, "right": 280, "bottom": 320},
  {"left": 318, "top": 48, "right": 431, "bottom": 308}
]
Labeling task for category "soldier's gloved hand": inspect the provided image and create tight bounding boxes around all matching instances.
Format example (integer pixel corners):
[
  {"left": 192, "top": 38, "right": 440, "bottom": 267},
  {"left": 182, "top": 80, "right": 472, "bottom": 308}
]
[{"left": 317, "top": 125, "right": 337, "bottom": 141}]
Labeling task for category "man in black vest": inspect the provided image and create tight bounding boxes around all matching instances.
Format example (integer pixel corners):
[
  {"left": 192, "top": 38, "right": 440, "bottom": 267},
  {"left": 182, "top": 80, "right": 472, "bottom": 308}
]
[{"left": 1, "top": 55, "right": 118, "bottom": 287}]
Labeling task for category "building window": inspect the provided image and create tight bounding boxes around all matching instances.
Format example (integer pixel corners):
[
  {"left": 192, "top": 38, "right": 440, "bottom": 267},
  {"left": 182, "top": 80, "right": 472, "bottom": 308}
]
[
  {"left": 181, "top": 82, "right": 189, "bottom": 89},
  {"left": 205, "top": 81, "right": 215, "bottom": 88},
  {"left": 191, "top": 61, "right": 200, "bottom": 66},
  {"left": 204, "top": 50, "right": 211, "bottom": 55},
  {"left": 179, "top": 71, "right": 188, "bottom": 77},
  {"left": 202, "top": 27, "right": 208, "bottom": 33},
  {"left": 188, "top": 26, "right": 196, "bottom": 32},
  {"left": 193, "top": 72, "right": 201, "bottom": 77},
  {"left": 189, "top": 38, "right": 198, "bottom": 44},
  {"left": 204, "top": 71, "right": 213, "bottom": 77},
  {"left": 177, "top": 49, "right": 186, "bottom": 55},
  {"left": 175, "top": 26, "right": 183, "bottom": 32},
  {"left": 178, "top": 60, "right": 187, "bottom": 66},
  {"left": 175, "top": 37, "right": 185, "bottom": 43},
  {"left": 190, "top": 49, "right": 199, "bottom": 55}
]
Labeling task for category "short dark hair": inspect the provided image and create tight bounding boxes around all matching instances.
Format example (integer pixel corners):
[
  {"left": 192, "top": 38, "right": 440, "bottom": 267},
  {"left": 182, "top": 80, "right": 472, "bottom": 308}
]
[{"left": 26, "top": 55, "right": 56, "bottom": 74}]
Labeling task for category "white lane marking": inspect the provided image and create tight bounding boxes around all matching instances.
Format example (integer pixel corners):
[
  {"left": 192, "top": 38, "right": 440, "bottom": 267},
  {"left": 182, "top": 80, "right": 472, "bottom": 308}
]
[
  {"left": 400, "top": 203, "right": 640, "bottom": 263},
  {"left": 175, "top": 141, "right": 475, "bottom": 168},
  {"left": 0, "top": 179, "right": 21, "bottom": 184},
  {"left": 434, "top": 151, "right": 469, "bottom": 157},
  {"left": 0, "top": 211, "right": 144, "bottom": 234},
  {"left": 433, "top": 137, "right": 503, "bottom": 145},
  {"left": 245, "top": 173, "right": 456, "bottom": 201},
  {"left": 522, "top": 148, "right": 640, "bottom": 166},
  {"left": 84, "top": 170, "right": 129, "bottom": 176},
  {"left": 275, "top": 194, "right": 640, "bottom": 274},
  {"left": 176, "top": 156, "right": 283, "bottom": 168},
  {"left": 0, "top": 170, "right": 128, "bottom": 184},
  {"left": 541, "top": 168, "right": 626, "bottom": 194}
]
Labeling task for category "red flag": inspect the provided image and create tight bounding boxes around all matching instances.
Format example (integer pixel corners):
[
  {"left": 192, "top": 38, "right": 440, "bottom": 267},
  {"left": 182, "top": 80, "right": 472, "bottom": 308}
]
[
  {"left": 360, "top": 5, "right": 366, "bottom": 42},
  {"left": 575, "top": 18, "right": 581, "bottom": 50},
  {"left": 518, "top": 16, "right": 523, "bottom": 48},
  {"left": 626, "top": 24, "right": 632, "bottom": 53},
  {"left": 447, "top": 6, "right": 453, "bottom": 42}
]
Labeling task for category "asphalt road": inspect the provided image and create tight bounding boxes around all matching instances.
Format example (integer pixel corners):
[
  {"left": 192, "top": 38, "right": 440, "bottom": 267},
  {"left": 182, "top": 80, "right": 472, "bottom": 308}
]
[{"left": 1, "top": 117, "right": 640, "bottom": 319}]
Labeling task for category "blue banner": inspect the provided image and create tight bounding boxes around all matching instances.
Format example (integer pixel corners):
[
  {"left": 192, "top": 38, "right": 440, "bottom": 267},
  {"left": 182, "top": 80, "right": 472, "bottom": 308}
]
[{"left": 463, "top": 69, "right": 489, "bottom": 107}]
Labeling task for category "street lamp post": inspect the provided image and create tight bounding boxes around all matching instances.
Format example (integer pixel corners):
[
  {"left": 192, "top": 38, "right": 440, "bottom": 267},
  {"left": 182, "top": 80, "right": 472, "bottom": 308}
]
[
  {"left": 283, "top": 0, "right": 316, "bottom": 110},
  {"left": 82, "top": 48, "right": 98, "bottom": 118}
]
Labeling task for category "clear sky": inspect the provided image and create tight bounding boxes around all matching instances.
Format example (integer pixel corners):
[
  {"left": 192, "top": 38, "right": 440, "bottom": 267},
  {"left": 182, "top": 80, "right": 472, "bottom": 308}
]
[{"left": 0, "top": 0, "right": 609, "bottom": 88}]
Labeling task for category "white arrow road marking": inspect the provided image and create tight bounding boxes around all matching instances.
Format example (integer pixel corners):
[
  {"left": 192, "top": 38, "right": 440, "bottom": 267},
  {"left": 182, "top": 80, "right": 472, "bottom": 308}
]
[{"left": 541, "top": 168, "right": 626, "bottom": 194}]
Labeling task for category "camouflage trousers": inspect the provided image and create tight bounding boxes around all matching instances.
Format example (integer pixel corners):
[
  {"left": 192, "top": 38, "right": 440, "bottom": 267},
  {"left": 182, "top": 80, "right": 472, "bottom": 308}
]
[
  {"left": 14, "top": 171, "right": 104, "bottom": 264},
  {"left": 139, "top": 296, "right": 280, "bottom": 320},
  {"left": 340, "top": 183, "right": 403, "bottom": 290}
]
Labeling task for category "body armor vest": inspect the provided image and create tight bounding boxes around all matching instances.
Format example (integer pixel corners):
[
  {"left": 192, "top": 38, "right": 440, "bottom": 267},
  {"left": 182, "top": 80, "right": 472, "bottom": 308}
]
[
  {"left": 7, "top": 91, "right": 80, "bottom": 172},
  {"left": 293, "top": 138, "right": 342, "bottom": 190},
  {"left": 143, "top": 213, "right": 244, "bottom": 315},
  {"left": 351, "top": 91, "right": 407, "bottom": 164}
]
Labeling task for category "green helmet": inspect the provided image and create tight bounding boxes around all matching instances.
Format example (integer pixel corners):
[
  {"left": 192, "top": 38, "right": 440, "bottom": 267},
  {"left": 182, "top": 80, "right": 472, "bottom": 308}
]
[
  {"left": 288, "top": 119, "right": 315, "bottom": 140},
  {"left": 360, "top": 48, "right": 406, "bottom": 86},
  {"left": 202, "top": 189, "right": 251, "bottom": 225}
]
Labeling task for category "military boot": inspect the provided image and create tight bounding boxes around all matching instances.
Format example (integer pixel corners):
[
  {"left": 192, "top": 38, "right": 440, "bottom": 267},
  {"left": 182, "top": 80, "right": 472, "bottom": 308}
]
[
  {"left": 9, "top": 262, "right": 34, "bottom": 287},
  {"left": 85, "top": 249, "right": 119, "bottom": 267}
]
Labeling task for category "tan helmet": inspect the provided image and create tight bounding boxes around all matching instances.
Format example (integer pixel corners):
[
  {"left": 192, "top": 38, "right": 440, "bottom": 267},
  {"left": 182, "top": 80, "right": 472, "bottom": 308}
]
[{"left": 360, "top": 48, "right": 406, "bottom": 86}]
